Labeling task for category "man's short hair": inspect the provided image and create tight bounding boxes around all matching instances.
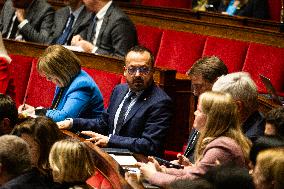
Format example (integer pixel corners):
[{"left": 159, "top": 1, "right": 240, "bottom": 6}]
[
  {"left": 125, "top": 45, "right": 154, "bottom": 67},
  {"left": 0, "top": 135, "right": 31, "bottom": 178},
  {"left": 212, "top": 72, "right": 258, "bottom": 114},
  {"left": 187, "top": 56, "right": 228, "bottom": 83},
  {"left": 266, "top": 107, "right": 284, "bottom": 138},
  {"left": 0, "top": 94, "right": 18, "bottom": 128}
]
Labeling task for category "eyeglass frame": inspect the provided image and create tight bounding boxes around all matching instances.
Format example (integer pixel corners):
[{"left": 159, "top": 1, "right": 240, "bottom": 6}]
[{"left": 124, "top": 66, "right": 152, "bottom": 75}]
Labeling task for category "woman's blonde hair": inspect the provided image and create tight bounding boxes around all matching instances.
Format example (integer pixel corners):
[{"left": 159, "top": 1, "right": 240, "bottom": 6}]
[
  {"left": 37, "top": 45, "right": 81, "bottom": 87},
  {"left": 49, "top": 139, "right": 95, "bottom": 183},
  {"left": 255, "top": 148, "right": 284, "bottom": 189},
  {"left": 195, "top": 91, "right": 251, "bottom": 163}
]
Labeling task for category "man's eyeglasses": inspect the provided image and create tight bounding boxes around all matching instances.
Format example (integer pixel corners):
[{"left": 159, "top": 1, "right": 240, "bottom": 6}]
[{"left": 126, "top": 67, "right": 151, "bottom": 75}]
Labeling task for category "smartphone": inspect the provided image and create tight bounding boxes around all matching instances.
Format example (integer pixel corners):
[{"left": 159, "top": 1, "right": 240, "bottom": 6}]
[{"left": 154, "top": 156, "right": 183, "bottom": 169}]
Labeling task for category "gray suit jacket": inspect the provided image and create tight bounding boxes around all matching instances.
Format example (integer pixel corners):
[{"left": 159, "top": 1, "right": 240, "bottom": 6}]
[
  {"left": 81, "top": 3, "right": 137, "bottom": 57},
  {"left": 0, "top": 0, "right": 54, "bottom": 44},
  {"left": 49, "top": 6, "right": 93, "bottom": 45}
]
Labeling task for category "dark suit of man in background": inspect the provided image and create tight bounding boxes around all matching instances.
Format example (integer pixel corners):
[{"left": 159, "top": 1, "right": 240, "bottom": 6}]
[
  {"left": 71, "top": 0, "right": 137, "bottom": 57},
  {"left": 49, "top": 0, "right": 93, "bottom": 45},
  {"left": 58, "top": 46, "right": 172, "bottom": 157},
  {"left": 0, "top": 0, "right": 54, "bottom": 43}
]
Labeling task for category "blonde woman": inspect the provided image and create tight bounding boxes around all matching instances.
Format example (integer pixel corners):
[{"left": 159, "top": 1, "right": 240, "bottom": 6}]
[
  {"left": 49, "top": 139, "right": 95, "bottom": 189},
  {"left": 137, "top": 91, "right": 251, "bottom": 188},
  {"left": 253, "top": 148, "right": 284, "bottom": 189}
]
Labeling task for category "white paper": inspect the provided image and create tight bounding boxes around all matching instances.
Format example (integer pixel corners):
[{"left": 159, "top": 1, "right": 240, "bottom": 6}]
[
  {"left": 63, "top": 45, "right": 84, "bottom": 52},
  {"left": 109, "top": 154, "right": 137, "bottom": 166}
]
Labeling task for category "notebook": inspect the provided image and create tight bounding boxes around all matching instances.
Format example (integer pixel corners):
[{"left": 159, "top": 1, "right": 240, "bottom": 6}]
[{"left": 259, "top": 74, "right": 283, "bottom": 105}]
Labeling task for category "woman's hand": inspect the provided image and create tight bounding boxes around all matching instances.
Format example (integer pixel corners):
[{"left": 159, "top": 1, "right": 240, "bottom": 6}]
[
  {"left": 171, "top": 153, "right": 192, "bottom": 167},
  {"left": 136, "top": 156, "right": 165, "bottom": 181},
  {"left": 18, "top": 103, "right": 35, "bottom": 116}
]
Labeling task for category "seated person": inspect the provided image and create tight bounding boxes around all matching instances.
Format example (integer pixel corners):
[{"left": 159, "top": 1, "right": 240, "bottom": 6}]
[
  {"left": 0, "top": 32, "right": 15, "bottom": 99},
  {"left": 18, "top": 45, "right": 104, "bottom": 122},
  {"left": 0, "top": 135, "right": 50, "bottom": 189},
  {"left": 49, "top": 139, "right": 95, "bottom": 189},
  {"left": 11, "top": 116, "right": 64, "bottom": 180},
  {"left": 213, "top": 72, "right": 265, "bottom": 143},
  {"left": 0, "top": 0, "right": 54, "bottom": 43},
  {"left": 249, "top": 136, "right": 284, "bottom": 170},
  {"left": 71, "top": 0, "right": 137, "bottom": 57},
  {"left": 218, "top": 0, "right": 269, "bottom": 19},
  {"left": 265, "top": 107, "right": 284, "bottom": 139},
  {"left": 253, "top": 148, "right": 284, "bottom": 189},
  {"left": 137, "top": 91, "right": 251, "bottom": 188},
  {"left": 57, "top": 46, "right": 173, "bottom": 157},
  {"left": 0, "top": 94, "right": 18, "bottom": 135},
  {"left": 49, "top": 0, "right": 93, "bottom": 45}
]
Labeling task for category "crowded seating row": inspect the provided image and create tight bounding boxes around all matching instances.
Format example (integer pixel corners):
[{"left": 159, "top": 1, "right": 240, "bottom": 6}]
[
  {"left": 135, "top": 24, "right": 284, "bottom": 96},
  {"left": 124, "top": 0, "right": 282, "bottom": 21}
]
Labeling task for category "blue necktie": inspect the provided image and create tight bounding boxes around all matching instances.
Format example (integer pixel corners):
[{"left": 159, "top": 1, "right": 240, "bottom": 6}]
[
  {"left": 115, "top": 91, "right": 136, "bottom": 135},
  {"left": 56, "top": 14, "right": 75, "bottom": 45}
]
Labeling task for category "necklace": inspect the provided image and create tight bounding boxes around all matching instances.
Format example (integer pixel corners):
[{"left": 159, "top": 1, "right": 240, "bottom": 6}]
[{"left": 51, "top": 88, "right": 65, "bottom": 110}]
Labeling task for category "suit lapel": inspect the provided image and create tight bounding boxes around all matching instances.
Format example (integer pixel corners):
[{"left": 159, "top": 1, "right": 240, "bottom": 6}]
[
  {"left": 59, "top": 8, "right": 70, "bottom": 34},
  {"left": 110, "top": 86, "right": 128, "bottom": 121},
  {"left": 96, "top": 3, "right": 114, "bottom": 46},
  {"left": 4, "top": 9, "right": 15, "bottom": 35}
]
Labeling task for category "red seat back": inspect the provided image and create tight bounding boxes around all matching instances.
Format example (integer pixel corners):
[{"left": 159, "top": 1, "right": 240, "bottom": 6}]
[
  {"left": 25, "top": 59, "right": 56, "bottom": 108},
  {"left": 87, "top": 170, "right": 113, "bottom": 189},
  {"left": 155, "top": 30, "right": 207, "bottom": 74},
  {"left": 242, "top": 43, "right": 284, "bottom": 95},
  {"left": 141, "top": 0, "right": 192, "bottom": 9},
  {"left": 8, "top": 55, "right": 33, "bottom": 107},
  {"left": 83, "top": 68, "right": 123, "bottom": 108},
  {"left": 268, "top": 0, "right": 281, "bottom": 21},
  {"left": 136, "top": 24, "right": 163, "bottom": 57},
  {"left": 203, "top": 36, "right": 249, "bottom": 73}
]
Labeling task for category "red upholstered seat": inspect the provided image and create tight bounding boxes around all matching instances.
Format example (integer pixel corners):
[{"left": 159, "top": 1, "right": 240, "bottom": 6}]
[
  {"left": 141, "top": 0, "right": 192, "bottom": 9},
  {"left": 83, "top": 67, "right": 123, "bottom": 108},
  {"left": 136, "top": 24, "right": 163, "bottom": 57},
  {"left": 8, "top": 54, "right": 34, "bottom": 107},
  {"left": 242, "top": 43, "right": 284, "bottom": 95},
  {"left": 268, "top": 0, "right": 281, "bottom": 21},
  {"left": 25, "top": 59, "right": 56, "bottom": 108},
  {"left": 203, "top": 36, "right": 249, "bottom": 73},
  {"left": 155, "top": 30, "right": 207, "bottom": 74},
  {"left": 87, "top": 170, "right": 113, "bottom": 189}
]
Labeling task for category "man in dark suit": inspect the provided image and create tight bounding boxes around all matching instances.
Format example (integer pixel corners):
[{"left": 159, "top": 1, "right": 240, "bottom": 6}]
[
  {"left": 49, "top": 0, "right": 93, "bottom": 45},
  {"left": 172, "top": 56, "right": 228, "bottom": 165},
  {"left": 71, "top": 0, "right": 137, "bottom": 57},
  {"left": 0, "top": 0, "right": 54, "bottom": 44},
  {"left": 58, "top": 46, "right": 172, "bottom": 157}
]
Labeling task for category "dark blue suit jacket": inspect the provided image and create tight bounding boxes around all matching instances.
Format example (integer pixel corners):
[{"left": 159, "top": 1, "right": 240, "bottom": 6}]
[{"left": 73, "top": 83, "right": 173, "bottom": 156}]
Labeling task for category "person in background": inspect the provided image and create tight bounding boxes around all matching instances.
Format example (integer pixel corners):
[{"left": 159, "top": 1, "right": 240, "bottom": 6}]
[
  {"left": 11, "top": 116, "right": 64, "bottom": 180},
  {"left": 0, "top": 94, "right": 18, "bottom": 135},
  {"left": 0, "top": 135, "right": 50, "bottom": 189},
  {"left": 173, "top": 56, "right": 228, "bottom": 165},
  {"left": 0, "top": 0, "right": 54, "bottom": 43},
  {"left": 18, "top": 45, "right": 104, "bottom": 122},
  {"left": 212, "top": 72, "right": 265, "bottom": 143},
  {"left": 57, "top": 45, "right": 172, "bottom": 157},
  {"left": 137, "top": 91, "right": 251, "bottom": 188},
  {"left": 49, "top": 139, "right": 95, "bottom": 189},
  {"left": 249, "top": 136, "right": 284, "bottom": 169},
  {"left": 253, "top": 148, "right": 284, "bottom": 189},
  {"left": 218, "top": 0, "right": 269, "bottom": 19},
  {"left": 0, "top": 33, "right": 15, "bottom": 99},
  {"left": 49, "top": 0, "right": 93, "bottom": 45},
  {"left": 71, "top": 0, "right": 137, "bottom": 57},
  {"left": 265, "top": 107, "right": 284, "bottom": 139}
]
